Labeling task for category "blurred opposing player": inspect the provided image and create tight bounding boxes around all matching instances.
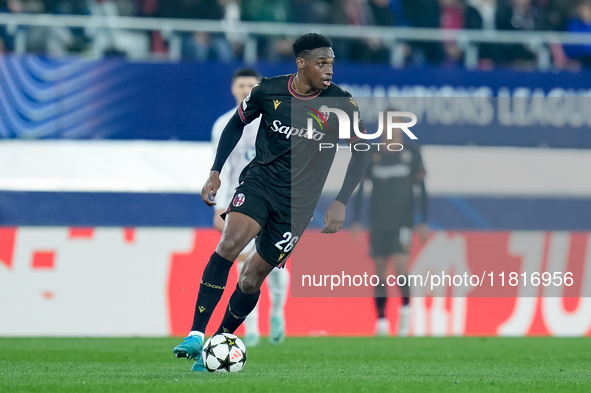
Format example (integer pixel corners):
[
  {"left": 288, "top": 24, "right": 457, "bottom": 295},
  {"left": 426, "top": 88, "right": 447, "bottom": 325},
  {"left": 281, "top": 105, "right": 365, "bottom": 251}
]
[
  {"left": 173, "top": 33, "right": 370, "bottom": 372},
  {"left": 352, "top": 113, "right": 429, "bottom": 337},
  {"left": 211, "top": 68, "right": 289, "bottom": 347}
]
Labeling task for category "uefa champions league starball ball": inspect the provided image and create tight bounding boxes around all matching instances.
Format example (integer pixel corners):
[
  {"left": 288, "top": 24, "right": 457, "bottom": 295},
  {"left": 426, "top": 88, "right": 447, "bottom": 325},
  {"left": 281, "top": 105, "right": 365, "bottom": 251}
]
[{"left": 202, "top": 333, "right": 247, "bottom": 373}]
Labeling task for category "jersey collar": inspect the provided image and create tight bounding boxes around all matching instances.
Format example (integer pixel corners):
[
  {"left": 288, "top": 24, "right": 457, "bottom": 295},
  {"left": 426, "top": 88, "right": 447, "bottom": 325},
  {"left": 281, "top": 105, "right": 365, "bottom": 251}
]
[{"left": 288, "top": 74, "right": 322, "bottom": 100}]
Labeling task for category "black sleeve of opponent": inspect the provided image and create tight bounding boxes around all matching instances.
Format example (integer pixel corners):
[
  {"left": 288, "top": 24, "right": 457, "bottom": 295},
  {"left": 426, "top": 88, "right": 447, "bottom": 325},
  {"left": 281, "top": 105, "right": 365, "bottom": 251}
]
[
  {"left": 335, "top": 146, "right": 371, "bottom": 205},
  {"left": 211, "top": 111, "right": 246, "bottom": 173}
]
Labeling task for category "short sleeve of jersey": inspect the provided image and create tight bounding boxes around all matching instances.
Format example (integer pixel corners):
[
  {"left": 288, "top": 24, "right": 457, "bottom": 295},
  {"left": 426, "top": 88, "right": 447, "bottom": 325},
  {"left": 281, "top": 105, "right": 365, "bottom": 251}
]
[
  {"left": 237, "top": 80, "right": 264, "bottom": 124},
  {"left": 344, "top": 94, "right": 367, "bottom": 144}
]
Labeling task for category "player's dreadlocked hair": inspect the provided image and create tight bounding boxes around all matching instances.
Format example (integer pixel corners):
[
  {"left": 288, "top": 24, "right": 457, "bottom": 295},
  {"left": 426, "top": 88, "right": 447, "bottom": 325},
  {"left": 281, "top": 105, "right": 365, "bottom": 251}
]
[
  {"left": 232, "top": 68, "right": 261, "bottom": 82},
  {"left": 292, "top": 33, "right": 333, "bottom": 58}
]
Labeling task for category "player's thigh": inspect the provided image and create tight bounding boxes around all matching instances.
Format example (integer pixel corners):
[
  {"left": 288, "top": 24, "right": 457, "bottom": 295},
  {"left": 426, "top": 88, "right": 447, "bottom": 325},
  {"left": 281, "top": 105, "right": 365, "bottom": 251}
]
[
  {"left": 216, "top": 212, "right": 262, "bottom": 260},
  {"left": 235, "top": 240, "right": 254, "bottom": 268},
  {"left": 238, "top": 239, "right": 256, "bottom": 260},
  {"left": 235, "top": 239, "right": 256, "bottom": 275},
  {"left": 238, "top": 251, "right": 275, "bottom": 294},
  {"left": 217, "top": 184, "right": 270, "bottom": 260}
]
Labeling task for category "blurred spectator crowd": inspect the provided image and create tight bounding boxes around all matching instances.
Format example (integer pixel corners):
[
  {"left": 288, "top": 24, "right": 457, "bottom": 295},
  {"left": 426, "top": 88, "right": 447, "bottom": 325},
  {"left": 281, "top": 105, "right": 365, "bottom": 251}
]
[{"left": 1, "top": 0, "right": 591, "bottom": 70}]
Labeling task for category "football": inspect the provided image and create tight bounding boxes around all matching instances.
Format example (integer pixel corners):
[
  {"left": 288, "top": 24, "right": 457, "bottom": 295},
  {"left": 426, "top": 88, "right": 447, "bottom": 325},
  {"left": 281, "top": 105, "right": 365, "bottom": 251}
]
[{"left": 202, "top": 333, "right": 247, "bottom": 373}]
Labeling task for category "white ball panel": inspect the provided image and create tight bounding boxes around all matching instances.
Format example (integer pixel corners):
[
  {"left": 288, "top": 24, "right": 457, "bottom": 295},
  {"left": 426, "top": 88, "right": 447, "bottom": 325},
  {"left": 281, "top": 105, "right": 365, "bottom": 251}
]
[
  {"left": 229, "top": 361, "right": 245, "bottom": 373},
  {"left": 205, "top": 355, "right": 221, "bottom": 371},
  {"left": 212, "top": 343, "right": 230, "bottom": 360}
]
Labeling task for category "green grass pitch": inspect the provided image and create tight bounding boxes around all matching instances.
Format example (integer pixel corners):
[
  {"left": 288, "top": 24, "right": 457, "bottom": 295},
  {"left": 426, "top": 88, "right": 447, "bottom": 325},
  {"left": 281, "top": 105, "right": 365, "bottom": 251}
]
[{"left": 1, "top": 337, "right": 590, "bottom": 392}]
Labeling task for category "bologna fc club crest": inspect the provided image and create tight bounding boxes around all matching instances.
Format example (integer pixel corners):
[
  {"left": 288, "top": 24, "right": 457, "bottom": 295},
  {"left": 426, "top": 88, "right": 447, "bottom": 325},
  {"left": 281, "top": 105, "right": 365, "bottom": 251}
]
[
  {"left": 318, "top": 105, "right": 330, "bottom": 121},
  {"left": 232, "top": 193, "right": 246, "bottom": 207}
]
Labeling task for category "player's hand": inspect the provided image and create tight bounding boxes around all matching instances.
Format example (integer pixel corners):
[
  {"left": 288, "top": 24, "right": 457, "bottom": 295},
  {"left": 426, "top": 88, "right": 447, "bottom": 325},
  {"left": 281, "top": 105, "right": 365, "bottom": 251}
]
[
  {"left": 322, "top": 201, "right": 346, "bottom": 234},
  {"left": 350, "top": 222, "right": 364, "bottom": 241},
  {"left": 415, "top": 223, "right": 430, "bottom": 243},
  {"left": 201, "top": 171, "right": 221, "bottom": 206}
]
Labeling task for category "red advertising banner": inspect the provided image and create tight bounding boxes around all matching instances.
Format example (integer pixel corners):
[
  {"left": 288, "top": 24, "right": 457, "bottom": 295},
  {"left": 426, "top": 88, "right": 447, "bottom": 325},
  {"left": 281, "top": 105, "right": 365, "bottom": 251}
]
[{"left": 1, "top": 227, "right": 589, "bottom": 337}]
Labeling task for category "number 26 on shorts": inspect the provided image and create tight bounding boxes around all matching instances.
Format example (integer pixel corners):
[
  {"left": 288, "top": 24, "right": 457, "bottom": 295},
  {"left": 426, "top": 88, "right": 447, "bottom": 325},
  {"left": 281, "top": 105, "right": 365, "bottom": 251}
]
[{"left": 274, "top": 231, "right": 299, "bottom": 253}]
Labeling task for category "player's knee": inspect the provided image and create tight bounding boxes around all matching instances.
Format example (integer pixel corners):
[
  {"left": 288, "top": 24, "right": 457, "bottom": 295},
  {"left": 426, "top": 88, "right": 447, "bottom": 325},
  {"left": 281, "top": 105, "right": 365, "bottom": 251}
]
[
  {"left": 217, "top": 237, "right": 243, "bottom": 259},
  {"left": 239, "top": 273, "right": 262, "bottom": 294}
]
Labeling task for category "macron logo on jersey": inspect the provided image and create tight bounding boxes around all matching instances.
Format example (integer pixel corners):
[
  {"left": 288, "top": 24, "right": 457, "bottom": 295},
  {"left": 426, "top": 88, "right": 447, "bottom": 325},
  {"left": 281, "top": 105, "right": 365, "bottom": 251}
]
[{"left": 270, "top": 120, "right": 326, "bottom": 141}]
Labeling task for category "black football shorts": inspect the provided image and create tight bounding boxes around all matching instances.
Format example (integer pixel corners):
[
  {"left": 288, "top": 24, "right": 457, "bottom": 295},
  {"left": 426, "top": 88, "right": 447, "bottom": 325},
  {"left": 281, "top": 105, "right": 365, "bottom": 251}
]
[
  {"left": 369, "top": 226, "right": 412, "bottom": 257},
  {"left": 224, "top": 181, "right": 311, "bottom": 267}
]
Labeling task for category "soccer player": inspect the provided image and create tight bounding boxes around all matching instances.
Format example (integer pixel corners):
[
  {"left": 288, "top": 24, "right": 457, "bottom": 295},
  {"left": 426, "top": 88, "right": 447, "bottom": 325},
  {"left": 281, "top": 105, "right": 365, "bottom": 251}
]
[
  {"left": 352, "top": 114, "right": 429, "bottom": 337},
  {"left": 173, "top": 33, "right": 370, "bottom": 372},
  {"left": 211, "top": 68, "right": 290, "bottom": 347}
]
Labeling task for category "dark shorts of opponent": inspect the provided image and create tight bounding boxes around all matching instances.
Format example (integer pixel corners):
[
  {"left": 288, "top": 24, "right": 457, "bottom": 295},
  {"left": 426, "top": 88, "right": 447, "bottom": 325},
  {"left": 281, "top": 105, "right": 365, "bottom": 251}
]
[
  {"left": 222, "top": 181, "right": 312, "bottom": 268},
  {"left": 369, "top": 226, "right": 412, "bottom": 257}
]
